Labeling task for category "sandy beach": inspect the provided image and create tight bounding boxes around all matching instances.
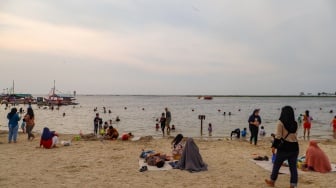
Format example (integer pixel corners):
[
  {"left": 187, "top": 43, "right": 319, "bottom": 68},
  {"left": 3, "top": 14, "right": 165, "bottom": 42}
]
[{"left": 0, "top": 130, "right": 336, "bottom": 188}]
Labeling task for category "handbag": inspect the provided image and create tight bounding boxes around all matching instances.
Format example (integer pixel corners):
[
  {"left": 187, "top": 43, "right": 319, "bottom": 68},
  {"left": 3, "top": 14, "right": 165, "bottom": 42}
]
[{"left": 276, "top": 132, "right": 290, "bottom": 149}]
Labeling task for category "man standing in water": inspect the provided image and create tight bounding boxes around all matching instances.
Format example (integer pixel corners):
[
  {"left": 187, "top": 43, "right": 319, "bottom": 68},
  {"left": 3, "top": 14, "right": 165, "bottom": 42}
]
[
  {"left": 165, "top": 107, "right": 171, "bottom": 133},
  {"left": 93, "top": 113, "right": 103, "bottom": 135},
  {"left": 248, "top": 109, "right": 262, "bottom": 145}
]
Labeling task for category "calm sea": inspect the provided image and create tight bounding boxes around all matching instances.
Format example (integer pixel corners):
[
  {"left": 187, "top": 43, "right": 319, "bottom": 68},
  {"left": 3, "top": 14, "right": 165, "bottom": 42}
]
[{"left": 1, "top": 96, "right": 335, "bottom": 139}]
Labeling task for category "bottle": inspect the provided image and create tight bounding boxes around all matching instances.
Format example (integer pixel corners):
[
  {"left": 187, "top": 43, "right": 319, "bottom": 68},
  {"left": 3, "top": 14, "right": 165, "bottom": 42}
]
[{"left": 272, "top": 153, "right": 276, "bottom": 163}]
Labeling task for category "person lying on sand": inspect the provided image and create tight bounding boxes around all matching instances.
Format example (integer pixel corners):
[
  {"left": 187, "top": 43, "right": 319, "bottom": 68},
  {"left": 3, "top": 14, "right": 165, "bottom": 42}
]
[{"left": 140, "top": 150, "right": 172, "bottom": 168}]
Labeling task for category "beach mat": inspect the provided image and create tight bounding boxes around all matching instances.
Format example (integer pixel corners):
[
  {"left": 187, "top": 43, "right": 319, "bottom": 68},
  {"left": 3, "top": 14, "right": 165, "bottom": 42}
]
[
  {"left": 251, "top": 159, "right": 336, "bottom": 174},
  {"left": 138, "top": 158, "right": 172, "bottom": 171},
  {"left": 250, "top": 159, "right": 305, "bottom": 175}
]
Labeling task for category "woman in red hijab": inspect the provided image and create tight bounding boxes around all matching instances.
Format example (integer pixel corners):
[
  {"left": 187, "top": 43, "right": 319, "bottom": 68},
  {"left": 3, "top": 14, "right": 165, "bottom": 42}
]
[{"left": 305, "top": 140, "right": 331, "bottom": 173}]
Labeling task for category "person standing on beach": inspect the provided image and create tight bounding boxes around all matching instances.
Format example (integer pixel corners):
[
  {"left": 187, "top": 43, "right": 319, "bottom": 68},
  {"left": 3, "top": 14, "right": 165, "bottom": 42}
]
[
  {"left": 7, "top": 107, "right": 21, "bottom": 143},
  {"left": 93, "top": 113, "right": 103, "bottom": 135},
  {"left": 248, "top": 109, "right": 261, "bottom": 145},
  {"left": 303, "top": 110, "right": 313, "bottom": 140},
  {"left": 160, "top": 113, "right": 166, "bottom": 136},
  {"left": 330, "top": 116, "right": 336, "bottom": 139},
  {"left": 297, "top": 114, "right": 303, "bottom": 128},
  {"left": 24, "top": 107, "right": 35, "bottom": 141},
  {"left": 165, "top": 107, "right": 171, "bottom": 133},
  {"left": 265, "top": 106, "right": 299, "bottom": 188}
]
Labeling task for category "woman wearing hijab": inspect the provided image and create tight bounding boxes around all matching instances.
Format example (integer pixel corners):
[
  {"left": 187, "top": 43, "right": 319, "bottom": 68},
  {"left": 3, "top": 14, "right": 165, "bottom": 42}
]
[
  {"left": 174, "top": 138, "right": 207, "bottom": 172},
  {"left": 265, "top": 106, "right": 299, "bottom": 188},
  {"left": 40, "top": 127, "right": 59, "bottom": 149},
  {"left": 304, "top": 140, "right": 331, "bottom": 173},
  {"left": 7, "top": 107, "right": 21, "bottom": 143},
  {"left": 248, "top": 109, "right": 261, "bottom": 145}
]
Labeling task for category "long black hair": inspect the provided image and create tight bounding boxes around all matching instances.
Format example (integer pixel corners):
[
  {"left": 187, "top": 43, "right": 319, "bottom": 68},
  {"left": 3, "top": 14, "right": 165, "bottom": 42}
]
[
  {"left": 171, "top": 134, "right": 183, "bottom": 148},
  {"left": 27, "top": 107, "right": 34, "bottom": 118},
  {"left": 279, "top": 106, "right": 297, "bottom": 133},
  {"left": 305, "top": 110, "right": 310, "bottom": 117}
]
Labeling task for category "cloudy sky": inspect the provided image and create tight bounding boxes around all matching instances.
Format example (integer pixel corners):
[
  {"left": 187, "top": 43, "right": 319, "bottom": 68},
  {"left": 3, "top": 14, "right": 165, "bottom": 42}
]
[{"left": 0, "top": 0, "right": 335, "bottom": 95}]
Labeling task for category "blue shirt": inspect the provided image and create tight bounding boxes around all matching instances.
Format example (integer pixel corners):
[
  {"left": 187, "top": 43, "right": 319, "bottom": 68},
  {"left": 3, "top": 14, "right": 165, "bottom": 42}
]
[
  {"left": 7, "top": 113, "right": 20, "bottom": 128},
  {"left": 241, "top": 130, "right": 247, "bottom": 137}
]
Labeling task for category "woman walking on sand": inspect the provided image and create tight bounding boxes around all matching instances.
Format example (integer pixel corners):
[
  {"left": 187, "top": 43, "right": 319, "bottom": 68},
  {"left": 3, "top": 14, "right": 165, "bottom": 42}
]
[
  {"left": 248, "top": 109, "right": 261, "bottom": 145},
  {"left": 7, "top": 107, "right": 21, "bottom": 143},
  {"left": 265, "top": 106, "right": 299, "bottom": 188},
  {"left": 24, "top": 107, "right": 35, "bottom": 140}
]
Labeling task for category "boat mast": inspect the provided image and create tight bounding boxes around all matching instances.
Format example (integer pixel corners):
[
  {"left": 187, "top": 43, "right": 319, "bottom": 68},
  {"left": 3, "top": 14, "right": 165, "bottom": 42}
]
[
  {"left": 52, "top": 80, "right": 56, "bottom": 96},
  {"left": 12, "top": 80, "right": 14, "bottom": 95}
]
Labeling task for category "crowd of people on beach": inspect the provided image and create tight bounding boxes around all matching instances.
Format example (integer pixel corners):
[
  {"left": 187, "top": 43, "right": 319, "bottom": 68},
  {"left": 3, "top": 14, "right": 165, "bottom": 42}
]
[{"left": 3, "top": 102, "right": 336, "bottom": 188}]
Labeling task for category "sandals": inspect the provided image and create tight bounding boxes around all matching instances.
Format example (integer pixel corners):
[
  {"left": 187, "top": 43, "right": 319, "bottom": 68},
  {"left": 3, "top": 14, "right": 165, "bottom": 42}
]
[
  {"left": 265, "top": 179, "right": 275, "bottom": 187},
  {"left": 139, "top": 166, "right": 148, "bottom": 172},
  {"left": 253, "top": 156, "right": 269, "bottom": 161}
]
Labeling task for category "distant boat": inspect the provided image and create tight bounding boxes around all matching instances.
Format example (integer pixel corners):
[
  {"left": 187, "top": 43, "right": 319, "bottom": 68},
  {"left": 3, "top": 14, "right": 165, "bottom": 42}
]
[
  {"left": 198, "top": 96, "right": 213, "bottom": 100},
  {"left": 0, "top": 81, "right": 35, "bottom": 104},
  {"left": 41, "top": 81, "right": 78, "bottom": 106}
]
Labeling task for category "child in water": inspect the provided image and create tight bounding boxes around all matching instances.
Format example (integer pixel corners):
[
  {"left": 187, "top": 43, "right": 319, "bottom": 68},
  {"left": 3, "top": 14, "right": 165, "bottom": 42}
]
[
  {"left": 330, "top": 116, "right": 336, "bottom": 139},
  {"left": 208, "top": 123, "right": 212, "bottom": 136},
  {"left": 171, "top": 125, "right": 176, "bottom": 131}
]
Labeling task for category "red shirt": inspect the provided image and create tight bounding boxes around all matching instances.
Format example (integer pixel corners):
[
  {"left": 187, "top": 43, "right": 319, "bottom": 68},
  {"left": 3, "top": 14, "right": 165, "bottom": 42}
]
[{"left": 40, "top": 133, "right": 58, "bottom": 149}]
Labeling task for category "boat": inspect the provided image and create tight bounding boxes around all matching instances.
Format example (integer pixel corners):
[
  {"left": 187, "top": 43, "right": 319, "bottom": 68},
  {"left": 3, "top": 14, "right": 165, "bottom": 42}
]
[
  {"left": 41, "top": 81, "right": 78, "bottom": 106},
  {"left": 1, "top": 81, "right": 35, "bottom": 104},
  {"left": 198, "top": 96, "right": 213, "bottom": 100}
]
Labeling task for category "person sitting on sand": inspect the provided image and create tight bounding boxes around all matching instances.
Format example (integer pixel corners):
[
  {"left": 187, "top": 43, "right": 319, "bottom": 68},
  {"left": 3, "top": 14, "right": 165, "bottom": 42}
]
[
  {"left": 230, "top": 128, "right": 240, "bottom": 139},
  {"left": 241, "top": 128, "right": 247, "bottom": 138},
  {"left": 171, "top": 134, "right": 184, "bottom": 160},
  {"left": 105, "top": 125, "right": 119, "bottom": 140},
  {"left": 303, "top": 140, "right": 331, "bottom": 173},
  {"left": 174, "top": 138, "right": 208, "bottom": 172},
  {"left": 259, "top": 126, "right": 266, "bottom": 136},
  {"left": 40, "top": 127, "right": 59, "bottom": 149},
  {"left": 121, "top": 132, "right": 134, "bottom": 141}
]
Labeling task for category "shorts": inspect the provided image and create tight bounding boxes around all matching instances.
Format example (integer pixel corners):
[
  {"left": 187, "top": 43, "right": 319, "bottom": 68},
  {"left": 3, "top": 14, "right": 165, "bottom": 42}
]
[{"left": 303, "top": 122, "right": 311, "bottom": 129}]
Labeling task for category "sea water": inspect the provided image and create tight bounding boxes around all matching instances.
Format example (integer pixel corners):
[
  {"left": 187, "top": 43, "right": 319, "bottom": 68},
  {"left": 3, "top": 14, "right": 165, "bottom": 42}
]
[{"left": 0, "top": 96, "right": 335, "bottom": 139}]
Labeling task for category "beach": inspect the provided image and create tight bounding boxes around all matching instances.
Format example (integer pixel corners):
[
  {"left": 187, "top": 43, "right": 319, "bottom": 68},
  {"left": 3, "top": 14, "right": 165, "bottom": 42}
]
[{"left": 0, "top": 131, "right": 335, "bottom": 188}]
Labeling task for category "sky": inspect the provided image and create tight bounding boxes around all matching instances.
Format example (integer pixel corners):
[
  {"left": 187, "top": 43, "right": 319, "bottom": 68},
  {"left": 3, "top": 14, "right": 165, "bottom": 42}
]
[{"left": 0, "top": 0, "right": 335, "bottom": 95}]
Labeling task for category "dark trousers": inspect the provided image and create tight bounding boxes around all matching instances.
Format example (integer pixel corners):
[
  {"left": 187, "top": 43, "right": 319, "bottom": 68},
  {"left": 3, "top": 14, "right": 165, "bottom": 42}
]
[
  {"left": 249, "top": 125, "right": 259, "bottom": 145},
  {"left": 94, "top": 124, "right": 98, "bottom": 135},
  {"left": 271, "top": 150, "right": 299, "bottom": 186}
]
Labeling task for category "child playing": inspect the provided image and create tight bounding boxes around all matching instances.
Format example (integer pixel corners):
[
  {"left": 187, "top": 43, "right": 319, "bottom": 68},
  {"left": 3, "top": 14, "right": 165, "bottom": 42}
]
[
  {"left": 259, "top": 126, "right": 266, "bottom": 136},
  {"left": 208, "top": 123, "right": 212, "bottom": 136},
  {"left": 159, "top": 113, "right": 166, "bottom": 136},
  {"left": 241, "top": 127, "right": 247, "bottom": 138},
  {"left": 230, "top": 128, "right": 240, "bottom": 139},
  {"left": 21, "top": 119, "right": 26, "bottom": 134}
]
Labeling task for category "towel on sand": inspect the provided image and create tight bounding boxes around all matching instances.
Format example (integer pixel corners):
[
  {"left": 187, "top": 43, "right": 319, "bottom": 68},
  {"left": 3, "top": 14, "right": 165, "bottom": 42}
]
[{"left": 251, "top": 159, "right": 336, "bottom": 174}]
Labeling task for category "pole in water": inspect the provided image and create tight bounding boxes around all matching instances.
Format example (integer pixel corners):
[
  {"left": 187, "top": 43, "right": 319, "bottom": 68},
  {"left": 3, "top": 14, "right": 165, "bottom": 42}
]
[{"left": 198, "top": 115, "right": 206, "bottom": 136}]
